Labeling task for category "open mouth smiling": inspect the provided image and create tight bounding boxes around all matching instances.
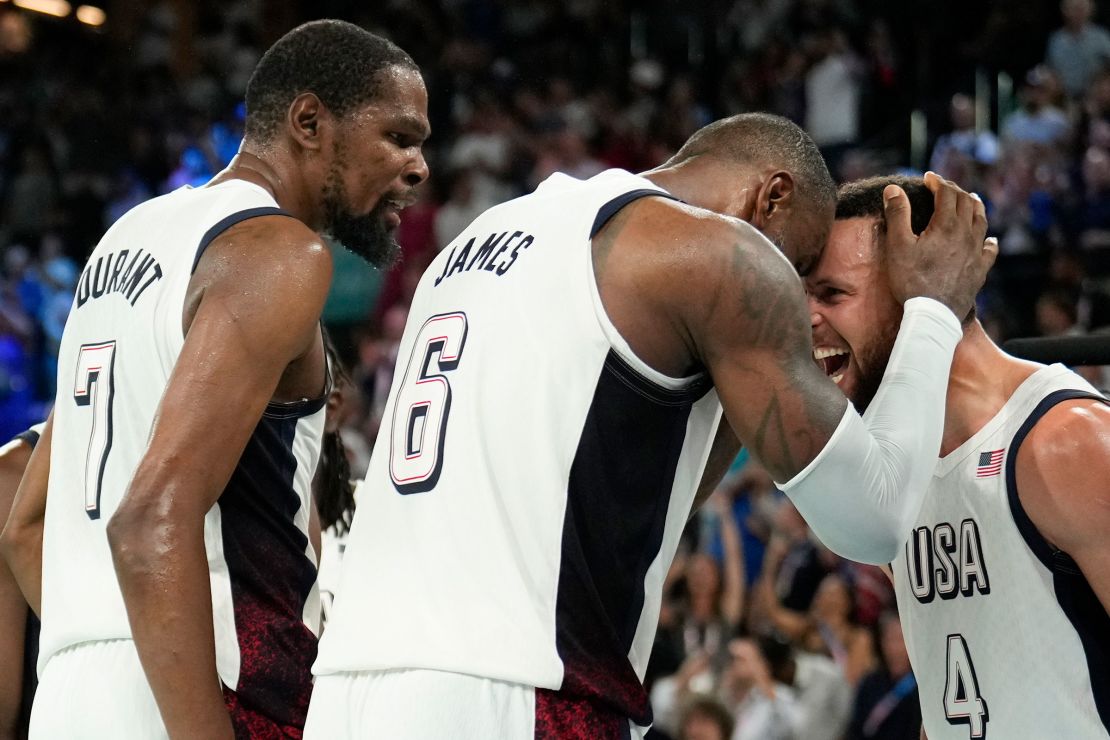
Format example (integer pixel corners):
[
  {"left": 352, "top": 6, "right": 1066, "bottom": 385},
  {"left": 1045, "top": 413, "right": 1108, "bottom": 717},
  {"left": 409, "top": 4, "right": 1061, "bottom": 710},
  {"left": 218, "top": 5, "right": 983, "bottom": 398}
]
[{"left": 813, "top": 347, "right": 850, "bottom": 385}]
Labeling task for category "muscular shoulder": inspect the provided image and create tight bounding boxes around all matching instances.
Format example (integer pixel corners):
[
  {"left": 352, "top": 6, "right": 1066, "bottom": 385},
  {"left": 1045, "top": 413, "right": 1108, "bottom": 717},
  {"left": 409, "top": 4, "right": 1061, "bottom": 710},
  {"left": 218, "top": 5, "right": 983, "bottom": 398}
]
[
  {"left": 185, "top": 214, "right": 332, "bottom": 349},
  {"left": 1016, "top": 398, "right": 1110, "bottom": 552},
  {"left": 201, "top": 215, "right": 331, "bottom": 283},
  {"left": 614, "top": 199, "right": 800, "bottom": 321}
]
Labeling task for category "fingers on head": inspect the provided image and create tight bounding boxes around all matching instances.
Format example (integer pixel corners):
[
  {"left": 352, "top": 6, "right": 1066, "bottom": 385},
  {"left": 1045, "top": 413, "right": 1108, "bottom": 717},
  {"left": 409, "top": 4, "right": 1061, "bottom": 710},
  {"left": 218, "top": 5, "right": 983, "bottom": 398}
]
[
  {"left": 883, "top": 184, "right": 912, "bottom": 234},
  {"left": 982, "top": 236, "right": 999, "bottom": 269},
  {"left": 970, "top": 191, "right": 987, "bottom": 231},
  {"left": 925, "top": 171, "right": 958, "bottom": 224}
]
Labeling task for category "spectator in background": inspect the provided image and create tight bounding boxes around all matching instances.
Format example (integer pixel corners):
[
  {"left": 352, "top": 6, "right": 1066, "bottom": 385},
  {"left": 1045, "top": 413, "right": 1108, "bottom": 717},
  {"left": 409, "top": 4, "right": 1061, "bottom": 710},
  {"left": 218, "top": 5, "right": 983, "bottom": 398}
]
[
  {"left": 761, "top": 632, "right": 854, "bottom": 740},
  {"left": 434, "top": 168, "right": 490, "bottom": 250},
  {"left": 447, "top": 92, "right": 516, "bottom": 208},
  {"left": 930, "top": 93, "right": 1000, "bottom": 175},
  {"left": 758, "top": 565, "right": 876, "bottom": 685},
  {"left": 1036, "top": 286, "right": 1083, "bottom": 336},
  {"left": 1077, "top": 143, "right": 1110, "bottom": 249},
  {"left": 1048, "top": 250, "right": 1110, "bottom": 328},
  {"left": 527, "top": 118, "right": 606, "bottom": 188},
  {"left": 650, "top": 492, "right": 746, "bottom": 734},
  {"left": 36, "top": 255, "right": 77, "bottom": 398},
  {"left": 4, "top": 146, "right": 56, "bottom": 244},
  {"left": 1046, "top": 0, "right": 1110, "bottom": 99},
  {"left": 678, "top": 695, "right": 735, "bottom": 740},
  {"left": 1002, "top": 66, "right": 1072, "bottom": 147},
  {"left": 805, "top": 27, "right": 862, "bottom": 176},
  {"left": 722, "top": 636, "right": 800, "bottom": 740},
  {"left": 985, "top": 142, "right": 1065, "bottom": 255},
  {"left": 0, "top": 280, "right": 35, "bottom": 440},
  {"left": 846, "top": 613, "right": 920, "bottom": 740},
  {"left": 750, "top": 500, "right": 837, "bottom": 624}
]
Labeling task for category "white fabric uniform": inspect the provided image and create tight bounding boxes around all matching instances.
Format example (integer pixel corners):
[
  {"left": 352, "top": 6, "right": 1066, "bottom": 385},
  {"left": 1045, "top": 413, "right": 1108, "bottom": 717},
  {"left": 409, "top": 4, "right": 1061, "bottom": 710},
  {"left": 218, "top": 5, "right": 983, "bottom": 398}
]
[
  {"left": 891, "top": 364, "right": 1110, "bottom": 740},
  {"left": 37, "top": 180, "right": 324, "bottom": 737},
  {"left": 311, "top": 169, "right": 723, "bottom": 736}
]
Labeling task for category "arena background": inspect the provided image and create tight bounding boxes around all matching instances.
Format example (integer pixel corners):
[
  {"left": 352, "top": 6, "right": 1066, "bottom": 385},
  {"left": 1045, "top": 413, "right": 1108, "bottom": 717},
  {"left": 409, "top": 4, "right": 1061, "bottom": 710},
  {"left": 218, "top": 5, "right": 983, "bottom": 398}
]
[{"left": 1, "top": 1, "right": 1107, "bottom": 738}]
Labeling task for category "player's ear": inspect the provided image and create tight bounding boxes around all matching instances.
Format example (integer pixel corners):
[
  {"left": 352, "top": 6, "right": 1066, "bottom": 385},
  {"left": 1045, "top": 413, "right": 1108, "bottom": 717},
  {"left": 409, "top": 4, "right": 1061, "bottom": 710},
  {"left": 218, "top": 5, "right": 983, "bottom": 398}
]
[
  {"left": 288, "top": 92, "right": 327, "bottom": 152},
  {"left": 748, "top": 171, "right": 795, "bottom": 232}
]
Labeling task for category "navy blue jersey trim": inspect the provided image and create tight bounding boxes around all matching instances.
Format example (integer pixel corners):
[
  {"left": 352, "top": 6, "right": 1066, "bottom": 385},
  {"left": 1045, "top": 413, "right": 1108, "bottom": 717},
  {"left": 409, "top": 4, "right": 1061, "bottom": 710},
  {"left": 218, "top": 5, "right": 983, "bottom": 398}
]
[
  {"left": 604, "top": 351, "right": 711, "bottom": 407},
  {"left": 192, "top": 206, "right": 295, "bottom": 274},
  {"left": 590, "top": 189, "right": 678, "bottom": 239},
  {"left": 1005, "top": 389, "right": 1107, "bottom": 570},
  {"left": 263, "top": 394, "right": 327, "bottom": 419},
  {"left": 12, "top": 427, "right": 40, "bottom": 448},
  {"left": 552, "top": 348, "right": 706, "bottom": 727},
  {"left": 1005, "top": 387, "right": 1110, "bottom": 732}
]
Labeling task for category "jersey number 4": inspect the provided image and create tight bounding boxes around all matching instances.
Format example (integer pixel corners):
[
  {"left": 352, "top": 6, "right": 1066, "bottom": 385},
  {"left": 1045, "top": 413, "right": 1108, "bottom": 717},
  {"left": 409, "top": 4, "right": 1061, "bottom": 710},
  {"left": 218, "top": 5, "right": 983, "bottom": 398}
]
[
  {"left": 389, "top": 312, "right": 468, "bottom": 494},
  {"left": 73, "top": 340, "right": 117, "bottom": 519},
  {"left": 944, "top": 633, "right": 989, "bottom": 738}
]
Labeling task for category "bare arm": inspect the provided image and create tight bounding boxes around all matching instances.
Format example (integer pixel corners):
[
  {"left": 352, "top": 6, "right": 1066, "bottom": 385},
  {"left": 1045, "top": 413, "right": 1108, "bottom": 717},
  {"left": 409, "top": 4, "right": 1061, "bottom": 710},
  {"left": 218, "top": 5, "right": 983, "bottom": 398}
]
[
  {"left": 692, "top": 421, "right": 741, "bottom": 513},
  {"left": 674, "top": 180, "right": 992, "bottom": 563},
  {"left": 1015, "top": 399, "right": 1110, "bottom": 613},
  {"left": 106, "top": 217, "right": 332, "bottom": 740},
  {"left": 594, "top": 174, "right": 989, "bottom": 563},
  {"left": 713, "top": 491, "right": 746, "bottom": 627},
  {"left": 753, "top": 536, "right": 810, "bottom": 639},
  {"left": 0, "top": 432, "right": 34, "bottom": 740},
  {"left": 0, "top": 413, "right": 52, "bottom": 616}
]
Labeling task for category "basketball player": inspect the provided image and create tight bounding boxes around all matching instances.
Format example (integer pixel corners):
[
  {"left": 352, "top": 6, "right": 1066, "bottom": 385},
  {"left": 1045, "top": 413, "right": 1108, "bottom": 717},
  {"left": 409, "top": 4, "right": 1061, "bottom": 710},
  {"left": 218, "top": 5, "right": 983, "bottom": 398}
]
[
  {"left": 807, "top": 175, "right": 1110, "bottom": 738},
  {"left": 0, "top": 20, "right": 428, "bottom": 739},
  {"left": 0, "top": 420, "right": 45, "bottom": 739},
  {"left": 308, "top": 114, "right": 995, "bottom": 738}
]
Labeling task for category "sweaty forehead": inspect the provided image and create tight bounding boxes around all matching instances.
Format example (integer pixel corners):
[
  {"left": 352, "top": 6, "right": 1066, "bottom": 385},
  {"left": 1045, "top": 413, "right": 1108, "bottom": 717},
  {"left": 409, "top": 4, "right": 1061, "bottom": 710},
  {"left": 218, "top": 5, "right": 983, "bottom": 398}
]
[
  {"left": 351, "top": 65, "right": 430, "bottom": 133},
  {"left": 810, "top": 217, "right": 881, "bottom": 283}
]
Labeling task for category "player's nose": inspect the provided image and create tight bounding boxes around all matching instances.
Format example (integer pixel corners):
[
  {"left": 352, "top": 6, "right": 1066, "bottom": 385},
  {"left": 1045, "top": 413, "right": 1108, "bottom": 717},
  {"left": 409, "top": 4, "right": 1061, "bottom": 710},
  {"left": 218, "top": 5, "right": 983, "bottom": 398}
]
[
  {"left": 404, "top": 150, "right": 430, "bottom": 188},
  {"left": 806, "top": 294, "right": 823, "bottom": 328}
]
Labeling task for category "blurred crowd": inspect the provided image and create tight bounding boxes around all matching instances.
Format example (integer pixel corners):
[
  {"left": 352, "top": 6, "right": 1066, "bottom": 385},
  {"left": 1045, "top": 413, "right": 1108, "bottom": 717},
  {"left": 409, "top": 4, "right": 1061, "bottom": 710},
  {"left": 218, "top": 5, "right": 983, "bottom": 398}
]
[{"left": 1, "top": 0, "right": 1109, "bottom": 736}]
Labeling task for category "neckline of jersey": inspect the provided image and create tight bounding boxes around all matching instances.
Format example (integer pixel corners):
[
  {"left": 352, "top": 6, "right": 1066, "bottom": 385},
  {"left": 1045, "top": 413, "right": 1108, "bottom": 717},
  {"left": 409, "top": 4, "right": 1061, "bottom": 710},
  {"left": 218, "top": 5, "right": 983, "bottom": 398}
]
[{"left": 931, "top": 363, "right": 1068, "bottom": 477}]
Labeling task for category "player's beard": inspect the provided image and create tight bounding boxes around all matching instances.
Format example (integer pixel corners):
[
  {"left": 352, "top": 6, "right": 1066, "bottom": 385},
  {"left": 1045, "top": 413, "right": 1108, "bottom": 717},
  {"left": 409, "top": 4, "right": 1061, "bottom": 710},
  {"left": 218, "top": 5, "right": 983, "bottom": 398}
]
[
  {"left": 849, "top": 319, "right": 900, "bottom": 413},
  {"left": 321, "top": 167, "right": 401, "bottom": 270}
]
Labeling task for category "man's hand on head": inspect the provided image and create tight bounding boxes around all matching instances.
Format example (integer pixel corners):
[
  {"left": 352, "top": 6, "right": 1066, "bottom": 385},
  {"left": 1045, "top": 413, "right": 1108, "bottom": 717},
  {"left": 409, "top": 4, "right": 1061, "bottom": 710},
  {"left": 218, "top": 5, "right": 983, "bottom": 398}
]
[{"left": 884, "top": 171, "right": 996, "bottom": 317}]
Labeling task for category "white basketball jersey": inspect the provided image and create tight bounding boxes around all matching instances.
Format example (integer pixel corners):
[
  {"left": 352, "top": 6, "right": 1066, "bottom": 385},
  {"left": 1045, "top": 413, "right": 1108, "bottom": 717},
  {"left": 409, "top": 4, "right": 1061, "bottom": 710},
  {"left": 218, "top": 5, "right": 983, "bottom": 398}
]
[
  {"left": 42, "top": 180, "right": 324, "bottom": 726},
  {"left": 315, "top": 169, "right": 723, "bottom": 726},
  {"left": 891, "top": 363, "right": 1110, "bottom": 739}
]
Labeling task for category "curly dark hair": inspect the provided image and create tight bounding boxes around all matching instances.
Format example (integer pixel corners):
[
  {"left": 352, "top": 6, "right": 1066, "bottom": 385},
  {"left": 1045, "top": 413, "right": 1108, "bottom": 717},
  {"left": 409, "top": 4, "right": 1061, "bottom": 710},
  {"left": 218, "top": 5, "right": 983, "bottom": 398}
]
[
  {"left": 244, "top": 19, "right": 418, "bottom": 144},
  {"left": 835, "top": 175, "right": 934, "bottom": 236}
]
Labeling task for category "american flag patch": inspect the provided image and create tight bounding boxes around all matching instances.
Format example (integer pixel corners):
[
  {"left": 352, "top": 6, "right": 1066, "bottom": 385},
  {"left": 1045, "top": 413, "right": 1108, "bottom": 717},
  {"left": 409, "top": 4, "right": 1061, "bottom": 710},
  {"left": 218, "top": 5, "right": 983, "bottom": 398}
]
[{"left": 976, "top": 449, "right": 1005, "bottom": 478}]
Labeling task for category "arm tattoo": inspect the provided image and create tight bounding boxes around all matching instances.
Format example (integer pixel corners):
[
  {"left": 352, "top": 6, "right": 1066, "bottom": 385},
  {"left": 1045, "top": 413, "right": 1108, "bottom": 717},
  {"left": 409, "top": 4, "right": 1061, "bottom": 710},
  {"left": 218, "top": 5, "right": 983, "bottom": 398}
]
[{"left": 753, "top": 394, "right": 798, "bottom": 474}]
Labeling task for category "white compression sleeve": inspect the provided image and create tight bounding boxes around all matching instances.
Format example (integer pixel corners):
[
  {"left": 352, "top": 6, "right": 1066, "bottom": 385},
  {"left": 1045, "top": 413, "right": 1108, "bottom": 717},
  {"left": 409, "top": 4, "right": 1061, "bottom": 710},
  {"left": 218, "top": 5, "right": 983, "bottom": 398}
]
[{"left": 776, "top": 297, "right": 963, "bottom": 564}]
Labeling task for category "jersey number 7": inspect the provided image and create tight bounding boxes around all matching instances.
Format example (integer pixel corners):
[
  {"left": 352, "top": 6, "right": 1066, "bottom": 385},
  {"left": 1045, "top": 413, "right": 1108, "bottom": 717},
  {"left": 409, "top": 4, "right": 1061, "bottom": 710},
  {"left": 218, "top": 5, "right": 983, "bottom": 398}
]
[
  {"left": 389, "top": 312, "right": 468, "bottom": 494},
  {"left": 73, "top": 340, "right": 117, "bottom": 520}
]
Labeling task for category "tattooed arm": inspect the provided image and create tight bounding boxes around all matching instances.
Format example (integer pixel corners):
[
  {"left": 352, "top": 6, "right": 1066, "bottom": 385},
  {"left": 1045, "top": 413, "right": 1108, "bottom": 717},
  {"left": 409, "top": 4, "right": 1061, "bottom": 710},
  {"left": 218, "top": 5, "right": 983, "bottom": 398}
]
[
  {"left": 592, "top": 177, "right": 991, "bottom": 563},
  {"left": 681, "top": 213, "right": 972, "bottom": 563},
  {"left": 685, "top": 180, "right": 994, "bottom": 564}
]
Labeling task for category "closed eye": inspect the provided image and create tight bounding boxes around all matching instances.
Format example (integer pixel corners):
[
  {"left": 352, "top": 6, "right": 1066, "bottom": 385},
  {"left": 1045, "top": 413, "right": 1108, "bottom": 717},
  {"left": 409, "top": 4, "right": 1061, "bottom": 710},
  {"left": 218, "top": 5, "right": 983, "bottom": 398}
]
[{"left": 813, "top": 286, "right": 848, "bottom": 304}]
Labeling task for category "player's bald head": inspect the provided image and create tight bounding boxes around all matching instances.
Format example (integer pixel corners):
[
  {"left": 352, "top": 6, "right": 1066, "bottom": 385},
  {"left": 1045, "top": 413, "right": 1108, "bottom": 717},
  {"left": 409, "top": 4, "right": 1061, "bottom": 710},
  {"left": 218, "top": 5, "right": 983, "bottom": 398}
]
[{"left": 667, "top": 113, "right": 836, "bottom": 209}]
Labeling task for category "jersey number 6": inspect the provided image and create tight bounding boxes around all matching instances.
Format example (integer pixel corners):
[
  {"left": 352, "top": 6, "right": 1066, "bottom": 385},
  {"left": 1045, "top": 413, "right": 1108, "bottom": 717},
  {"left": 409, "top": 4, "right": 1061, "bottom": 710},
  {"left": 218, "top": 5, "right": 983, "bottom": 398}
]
[
  {"left": 389, "top": 312, "right": 468, "bottom": 494},
  {"left": 73, "top": 340, "right": 117, "bottom": 519}
]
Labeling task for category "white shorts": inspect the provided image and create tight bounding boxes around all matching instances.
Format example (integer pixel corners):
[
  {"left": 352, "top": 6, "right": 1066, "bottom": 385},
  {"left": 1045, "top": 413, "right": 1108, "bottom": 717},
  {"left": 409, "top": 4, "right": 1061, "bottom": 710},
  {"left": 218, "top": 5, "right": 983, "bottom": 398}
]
[
  {"left": 31, "top": 639, "right": 167, "bottom": 740},
  {"left": 305, "top": 669, "right": 646, "bottom": 740},
  {"left": 306, "top": 669, "right": 533, "bottom": 739}
]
